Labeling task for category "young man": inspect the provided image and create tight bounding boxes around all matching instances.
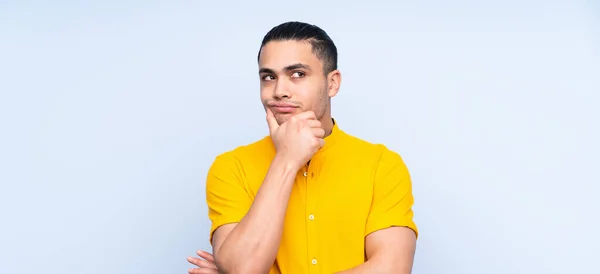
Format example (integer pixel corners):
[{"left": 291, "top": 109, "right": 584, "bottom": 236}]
[{"left": 187, "top": 21, "right": 418, "bottom": 274}]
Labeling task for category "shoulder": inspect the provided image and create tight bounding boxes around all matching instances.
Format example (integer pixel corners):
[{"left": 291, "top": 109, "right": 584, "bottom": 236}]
[
  {"left": 207, "top": 135, "right": 275, "bottom": 174},
  {"left": 340, "top": 130, "right": 405, "bottom": 165},
  {"left": 336, "top": 130, "right": 409, "bottom": 183},
  {"left": 212, "top": 135, "right": 274, "bottom": 162},
  {"left": 339, "top": 133, "right": 413, "bottom": 197}
]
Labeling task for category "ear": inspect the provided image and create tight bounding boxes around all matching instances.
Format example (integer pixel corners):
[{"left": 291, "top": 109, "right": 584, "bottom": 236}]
[{"left": 327, "top": 69, "right": 342, "bottom": 97}]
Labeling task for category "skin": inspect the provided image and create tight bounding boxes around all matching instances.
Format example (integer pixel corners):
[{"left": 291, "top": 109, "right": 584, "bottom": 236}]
[
  {"left": 257, "top": 40, "right": 340, "bottom": 136},
  {"left": 187, "top": 251, "right": 218, "bottom": 274},
  {"left": 187, "top": 39, "right": 416, "bottom": 274}
]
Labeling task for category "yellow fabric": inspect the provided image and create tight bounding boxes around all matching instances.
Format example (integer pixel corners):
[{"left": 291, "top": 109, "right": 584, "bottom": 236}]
[{"left": 206, "top": 120, "right": 418, "bottom": 273}]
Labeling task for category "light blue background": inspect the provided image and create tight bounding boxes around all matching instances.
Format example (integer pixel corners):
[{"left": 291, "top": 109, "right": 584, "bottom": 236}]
[{"left": 1, "top": 1, "right": 599, "bottom": 273}]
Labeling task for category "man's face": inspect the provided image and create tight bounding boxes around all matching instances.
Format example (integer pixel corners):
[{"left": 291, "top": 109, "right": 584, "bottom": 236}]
[{"left": 258, "top": 40, "right": 334, "bottom": 125}]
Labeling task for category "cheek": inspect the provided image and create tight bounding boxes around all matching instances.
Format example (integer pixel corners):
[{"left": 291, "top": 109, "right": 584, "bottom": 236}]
[
  {"left": 259, "top": 86, "right": 271, "bottom": 101},
  {"left": 317, "top": 82, "right": 330, "bottom": 109},
  {"left": 303, "top": 88, "right": 327, "bottom": 110},
  {"left": 294, "top": 88, "right": 315, "bottom": 105}
]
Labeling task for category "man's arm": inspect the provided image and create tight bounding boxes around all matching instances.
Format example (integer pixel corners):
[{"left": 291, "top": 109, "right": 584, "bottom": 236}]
[
  {"left": 335, "top": 226, "right": 417, "bottom": 274},
  {"left": 207, "top": 110, "right": 324, "bottom": 274},
  {"left": 211, "top": 154, "right": 298, "bottom": 274}
]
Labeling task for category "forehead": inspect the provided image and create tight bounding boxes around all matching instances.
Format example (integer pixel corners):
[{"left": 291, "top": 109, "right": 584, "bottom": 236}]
[{"left": 259, "top": 40, "right": 323, "bottom": 72}]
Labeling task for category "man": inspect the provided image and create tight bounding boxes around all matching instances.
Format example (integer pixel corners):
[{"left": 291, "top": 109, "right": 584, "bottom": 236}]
[{"left": 187, "top": 21, "right": 418, "bottom": 274}]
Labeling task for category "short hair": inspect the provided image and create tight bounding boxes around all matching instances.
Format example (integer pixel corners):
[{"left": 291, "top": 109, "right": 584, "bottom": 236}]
[{"left": 257, "top": 21, "right": 338, "bottom": 74}]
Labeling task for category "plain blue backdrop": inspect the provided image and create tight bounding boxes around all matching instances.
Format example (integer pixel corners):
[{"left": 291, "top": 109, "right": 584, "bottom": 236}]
[{"left": 1, "top": 1, "right": 599, "bottom": 273}]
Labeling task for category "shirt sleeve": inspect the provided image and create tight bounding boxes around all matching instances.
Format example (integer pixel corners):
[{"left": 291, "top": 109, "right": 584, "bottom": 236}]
[
  {"left": 205, "top": 153, "right": 253, "bottom": 245},
  {"left": 365, "top": 146, "right": 419, "bottom": 238}
]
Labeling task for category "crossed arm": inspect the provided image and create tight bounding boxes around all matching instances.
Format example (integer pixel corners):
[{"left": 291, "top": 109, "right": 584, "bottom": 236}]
[
  {"left": 194, "top": 149, "right": 418, "bottom": 274},
  {"left": 195, "top": 225, "right": 417, "bottom": 274}
]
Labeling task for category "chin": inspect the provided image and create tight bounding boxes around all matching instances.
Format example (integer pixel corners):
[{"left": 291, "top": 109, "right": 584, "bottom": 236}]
[{"left": 275, "top": 113, "right": 292, "bottom": 125}]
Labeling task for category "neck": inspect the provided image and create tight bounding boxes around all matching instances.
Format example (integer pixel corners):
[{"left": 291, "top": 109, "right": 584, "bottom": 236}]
[{"left": 320, "top": 107, "right": 334, "bottom": 138}]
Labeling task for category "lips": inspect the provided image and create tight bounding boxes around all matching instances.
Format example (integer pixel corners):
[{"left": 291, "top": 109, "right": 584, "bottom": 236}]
[
  {"left": 269, "top": 102, "right": 299, "bottom": 113},
  {"left": 271, "top": 106, "right": 297, "bottom": 113}
]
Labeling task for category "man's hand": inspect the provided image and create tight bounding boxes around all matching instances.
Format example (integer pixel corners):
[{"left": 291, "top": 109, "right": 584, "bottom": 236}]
[
  {"left": 266, "top": 108, "right": 325, "bottom": 170},
  {"left": 187, "top": 250, "right": 218, "bottom": 274}
]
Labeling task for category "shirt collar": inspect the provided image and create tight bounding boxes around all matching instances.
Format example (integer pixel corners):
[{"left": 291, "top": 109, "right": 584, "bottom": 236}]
[
  {"left": 319, "top": 118, "right": 341, "bottom": 152},
  {"left": 308, "top": 118, "right": 343, "bottom": 165}
]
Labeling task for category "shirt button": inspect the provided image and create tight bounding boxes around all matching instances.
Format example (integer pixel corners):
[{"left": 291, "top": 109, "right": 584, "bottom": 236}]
[
  {"left": 303, "top": 171, "right": 308, "bottom": 177},
  {"left": 311, "top": 259, "right": 317, "bottom": 265},
  {"left": 308, "top": 214, "right": 314, "bottom": 220}
]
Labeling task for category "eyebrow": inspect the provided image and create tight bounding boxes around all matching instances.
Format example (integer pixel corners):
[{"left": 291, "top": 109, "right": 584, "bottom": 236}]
[{"left": 259, "top": 63, "right": 312, "bottom": 74}]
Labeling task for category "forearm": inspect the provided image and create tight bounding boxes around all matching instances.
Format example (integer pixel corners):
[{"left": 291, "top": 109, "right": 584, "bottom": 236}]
[{"left": 215, "top": 155, "right": 298, "bottom": 273}]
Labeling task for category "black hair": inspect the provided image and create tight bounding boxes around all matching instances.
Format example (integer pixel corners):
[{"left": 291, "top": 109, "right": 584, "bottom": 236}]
[{"left": 257, "top": 21, "right": 338, "bottom": 74}]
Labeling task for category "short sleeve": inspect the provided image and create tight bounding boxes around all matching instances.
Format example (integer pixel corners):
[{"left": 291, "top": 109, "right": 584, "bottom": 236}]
[
  {"left": 365, "top": 147, "right": 419, "bottom": 238},
  {"left": 205, "top": 153, "right": 253, "bottom": 244}
]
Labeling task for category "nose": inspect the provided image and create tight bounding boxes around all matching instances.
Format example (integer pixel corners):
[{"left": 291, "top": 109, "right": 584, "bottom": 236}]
[{"left": 273, "top": 80, "right": 291, "bottom": 99}]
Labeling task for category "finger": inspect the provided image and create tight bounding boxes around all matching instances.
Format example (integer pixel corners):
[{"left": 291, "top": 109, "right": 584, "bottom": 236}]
[
  {"left": 196, "top": 250, "right": 215, "bottom": 263},
  {"left": 188, "top": 267, "right": 219, "bottom": 274},
  {"left": 305, "top": 119, "right": 322, "bottom": 128},
  {"left": 187, "top": 257, "right": 217, "bottom": 269},
  {"left": 318, "top": 138, "right": 325, "bottom": 148},
  {"left": 292, "top": 110, "right": 317, "bottom": 121},
  {"left": 311, "top": 128, "right": 325, "bottom": 139},
  {"left": 266, "top": 108, "right": 279, "bottom": 133}
]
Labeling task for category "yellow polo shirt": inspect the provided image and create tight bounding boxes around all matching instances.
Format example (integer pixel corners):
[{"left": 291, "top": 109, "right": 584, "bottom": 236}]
[{"left": 206, "top": 120, "right": 418, "bottom": 273}]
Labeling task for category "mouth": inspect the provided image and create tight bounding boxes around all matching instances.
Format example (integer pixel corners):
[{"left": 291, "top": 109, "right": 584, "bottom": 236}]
[
  {"left": 271, "top": 106, "right": 297, "bottom": 113},
  {"left": 268, "top": 103, "right": 299, "bottom": 114}
]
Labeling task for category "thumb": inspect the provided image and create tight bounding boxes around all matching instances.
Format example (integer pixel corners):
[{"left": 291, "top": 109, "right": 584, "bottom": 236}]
[{"left": 266, "top": 108, "right": 279, "bottom": 133}]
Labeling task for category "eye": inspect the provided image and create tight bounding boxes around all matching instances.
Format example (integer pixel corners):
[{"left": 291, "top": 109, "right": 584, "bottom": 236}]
[
  {"left": 262, "top": 75, "right": 275, "bottom": 81},
  {"left": 291, "top": 71, "right": 305, "bottom": 78}
]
